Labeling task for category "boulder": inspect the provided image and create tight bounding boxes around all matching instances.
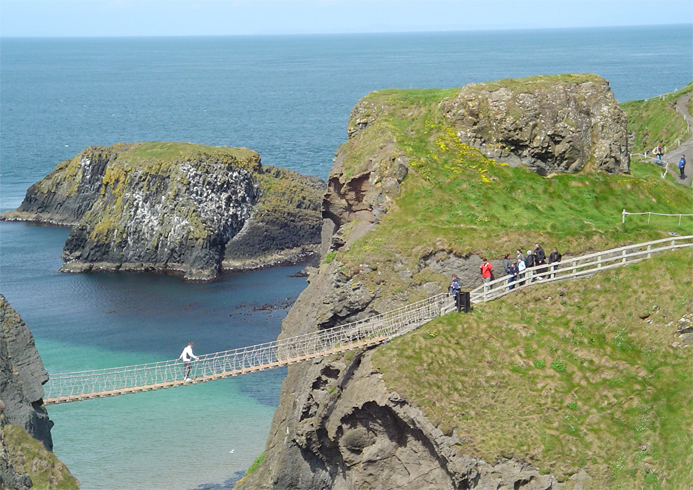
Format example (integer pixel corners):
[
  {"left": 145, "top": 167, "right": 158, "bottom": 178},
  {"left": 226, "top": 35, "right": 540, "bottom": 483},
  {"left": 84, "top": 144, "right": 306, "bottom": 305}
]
[{"left": 440, "top": 74, "right": 630, "bottom": 175}]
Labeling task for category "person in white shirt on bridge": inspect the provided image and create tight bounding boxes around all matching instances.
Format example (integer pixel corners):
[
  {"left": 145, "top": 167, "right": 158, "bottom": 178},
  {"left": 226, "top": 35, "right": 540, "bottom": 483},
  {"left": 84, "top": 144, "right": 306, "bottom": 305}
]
[{"left": 179, "top": 342, "right": 199, "bottom": 381}]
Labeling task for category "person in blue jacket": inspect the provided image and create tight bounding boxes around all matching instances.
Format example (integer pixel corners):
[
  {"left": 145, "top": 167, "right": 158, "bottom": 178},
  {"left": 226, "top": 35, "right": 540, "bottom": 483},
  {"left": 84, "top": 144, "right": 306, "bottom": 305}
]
[{"left": 679, "top": 155, "right": 687, "bottom": 180}]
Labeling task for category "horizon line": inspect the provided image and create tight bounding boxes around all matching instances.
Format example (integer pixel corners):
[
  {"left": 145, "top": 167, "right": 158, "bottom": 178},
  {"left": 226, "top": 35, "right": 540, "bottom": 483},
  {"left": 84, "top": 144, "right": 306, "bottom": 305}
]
[{"left": 2, "top": 22, "right": 691, "bottom": 40}]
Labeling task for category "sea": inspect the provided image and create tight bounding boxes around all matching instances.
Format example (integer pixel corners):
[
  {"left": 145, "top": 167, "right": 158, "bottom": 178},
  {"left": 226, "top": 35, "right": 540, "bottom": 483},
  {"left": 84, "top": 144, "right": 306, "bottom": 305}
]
[{"left": 0, "top": 25, "right": 691, "bottom": 490}]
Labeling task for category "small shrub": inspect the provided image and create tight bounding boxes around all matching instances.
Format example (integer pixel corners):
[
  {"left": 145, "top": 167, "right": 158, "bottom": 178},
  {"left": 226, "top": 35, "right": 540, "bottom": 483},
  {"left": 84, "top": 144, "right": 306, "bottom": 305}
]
[
  {"left": 533, "top": 360, "right": 546, "bottom": 369},
  {"left": 551, "top": 361, "right": 567, "bottom": 373},
  {"left": 567, "top": 402, "right": 579, "bottom": 410},
  {"left": 324, "top": 251, "right": 337, "bottom": 263}
]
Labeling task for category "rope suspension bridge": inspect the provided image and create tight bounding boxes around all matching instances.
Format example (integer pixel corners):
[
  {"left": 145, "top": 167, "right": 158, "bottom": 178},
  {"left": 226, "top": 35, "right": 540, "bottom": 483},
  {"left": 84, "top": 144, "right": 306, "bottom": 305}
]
[{"left": 44, "top": 235, "right": 693, "bottom": 405}]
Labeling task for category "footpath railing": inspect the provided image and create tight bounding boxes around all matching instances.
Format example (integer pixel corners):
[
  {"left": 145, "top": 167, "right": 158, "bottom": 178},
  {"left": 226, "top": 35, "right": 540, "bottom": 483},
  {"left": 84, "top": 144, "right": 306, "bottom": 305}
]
[
  {"left": 440, "top": 235, "right": 693, "bottom": 312},
  {"left": 622, "top": 209, "right": 693, "bottom": 226},
  {"left": 44, "top": 292, "right": 448, "bottom": 405},
  {"left": 45, "top": 235, "right": 693, "bottom": 404}
]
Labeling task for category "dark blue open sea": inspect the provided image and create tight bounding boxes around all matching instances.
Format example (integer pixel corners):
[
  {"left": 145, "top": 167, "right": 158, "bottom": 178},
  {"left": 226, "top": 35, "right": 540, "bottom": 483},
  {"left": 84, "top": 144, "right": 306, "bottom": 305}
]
[{"left": 1, "top": 26, "right": 691, "bottom": 489}]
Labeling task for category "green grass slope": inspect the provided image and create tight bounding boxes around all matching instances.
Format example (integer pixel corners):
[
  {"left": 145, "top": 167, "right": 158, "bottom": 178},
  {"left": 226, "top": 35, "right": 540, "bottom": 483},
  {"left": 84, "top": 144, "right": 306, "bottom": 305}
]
[
  {"left": 333, "top": 86, "right": 692, "bottom": 301},
  {"left": 327, "top": 81, "right": 693, "bottom": 488},
  {"left": 373, "top": 249, "right": 693, "bottom": 489},
  {"left": 621, "top": 82, "right": 693, "bottom": 154},
  {"left": 2, "top": 424, "right": 80, "bottom": 489}
]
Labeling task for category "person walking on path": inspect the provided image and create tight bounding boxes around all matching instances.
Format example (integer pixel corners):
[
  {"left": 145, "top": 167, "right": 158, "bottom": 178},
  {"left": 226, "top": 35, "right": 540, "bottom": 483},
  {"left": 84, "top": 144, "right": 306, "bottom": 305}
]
[
  {"left": 508, "top": 261, "right": 519, "bottom": 290},
  {"left": 679, "top": 155, "right": 687, "bottom": 180},
  {"left": 502, "top": 254, "right": 512, "bottom": 276},
  {"left": 548, "top": 247, "right": 562, "bottom": 278},
  {"left": 516, "top": 249, "right": 525, "bottom": 270},
  {"left": 517, "top": 255, "right": 527, "bottom": 286},
  {"left": 525, "top": 250, "right": 535, "bottom": 282},
  {"left": 480, "top": 258, "right": 493, "bottom": 287},
  {"left": 654, "top": 143, "right": 664, "bottom": 165},
  {"left": 449, "top": 274, "right": 461, "bottom": 296},
  {"left": 534, "top": 243, "right": 546, "bottom": 277},
  {"left": 179, "top": 342, "right": 199, "bottom": 381}
]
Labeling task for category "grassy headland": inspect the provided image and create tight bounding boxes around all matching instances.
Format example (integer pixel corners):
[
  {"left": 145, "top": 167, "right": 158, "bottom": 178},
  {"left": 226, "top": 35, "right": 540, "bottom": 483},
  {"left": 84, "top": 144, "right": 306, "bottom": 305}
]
[
  {"left": 326, "top": 80, "right": 692, "bottom": 488},
  {"left": 332, "top": 85, "right": 692, "bottom": 302},
  {"left": 621, "top": 82, "right": 693, "bottom": 154},
  {"left": 373, "top": 249, "right": 693, "bottom": 489}
]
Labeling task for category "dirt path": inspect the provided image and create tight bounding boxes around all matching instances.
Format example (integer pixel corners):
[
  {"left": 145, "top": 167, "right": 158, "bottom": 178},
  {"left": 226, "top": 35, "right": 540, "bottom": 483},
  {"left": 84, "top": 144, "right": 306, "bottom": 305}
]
[{"left": 663, "top": 92, "right": 693, "bottom": 186}]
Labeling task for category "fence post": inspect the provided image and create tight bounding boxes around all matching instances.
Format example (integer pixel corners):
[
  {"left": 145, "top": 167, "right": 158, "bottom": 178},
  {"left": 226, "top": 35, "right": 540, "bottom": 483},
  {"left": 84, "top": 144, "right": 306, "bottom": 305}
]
[
  {"left": 572, "top": 260, "right": 577, "bottom": 279},
  {"left": 680, "top": 214, "right": 683, "bottom": 226},
  {"left": 622, "top": 209, "right": 627, "bottom": 224},
  {"left": 483, "top": 283, "right": 488, "bottom": 302},
  {"left": 622, "top": 249, "right": 627, "bottom": 264},
  {"left": 647, "top": 244, "right": 651, "bottom": 259},
  {"left": 648, "top": 212, "right": 651, "bottom": 224},
  {"left": 598, "top": 254, "right": 602, "bottom": 269}
]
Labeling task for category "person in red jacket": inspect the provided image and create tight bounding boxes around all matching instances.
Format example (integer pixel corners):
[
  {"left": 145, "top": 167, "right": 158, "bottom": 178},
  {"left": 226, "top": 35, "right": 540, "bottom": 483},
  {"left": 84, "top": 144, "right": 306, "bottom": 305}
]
[{"left": 480, "top": 258, "right": 493, "bottom": 287}]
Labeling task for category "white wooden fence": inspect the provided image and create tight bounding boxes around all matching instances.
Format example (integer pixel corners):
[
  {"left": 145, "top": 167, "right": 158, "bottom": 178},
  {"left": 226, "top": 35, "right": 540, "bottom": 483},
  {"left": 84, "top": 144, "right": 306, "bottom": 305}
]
[
  {"left": 442, "top": 235, "right": 693, "bottom": 312},
  {"left": 622, "top": 209, "right": 693, "bottom": 226}
]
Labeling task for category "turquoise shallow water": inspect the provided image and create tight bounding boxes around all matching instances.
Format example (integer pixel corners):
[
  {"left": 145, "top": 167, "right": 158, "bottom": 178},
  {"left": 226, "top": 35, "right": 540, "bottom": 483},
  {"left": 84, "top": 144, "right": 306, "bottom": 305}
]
[
  {"left": 0, "top": 221, "right": 300, "bottom": 489},
  {"left": 0, "top": 26, "right": 691, "bottom": 489}
]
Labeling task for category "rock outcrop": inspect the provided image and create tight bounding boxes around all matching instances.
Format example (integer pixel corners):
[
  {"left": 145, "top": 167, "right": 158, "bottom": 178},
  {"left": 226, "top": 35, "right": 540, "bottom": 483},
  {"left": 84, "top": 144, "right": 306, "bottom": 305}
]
[
  {"left": 440, "top": 74, "right": 629, "bottom": 175},
  {"left": 0, "top": 296, "right": 78, "bottom": 488},
  {"left": 2, "top": 143, "right": 324, "bottom": 280},
  {"left": 0, "top": 295, "right": 52, "bottom": 451},
  {"left": 0, "top": 423, "right": 79, "bottom": 490}
]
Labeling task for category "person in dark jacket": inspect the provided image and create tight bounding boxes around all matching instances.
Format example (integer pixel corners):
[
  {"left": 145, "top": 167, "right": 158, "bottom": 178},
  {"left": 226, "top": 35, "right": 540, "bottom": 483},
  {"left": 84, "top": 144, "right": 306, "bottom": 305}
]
[
  {"left": 525, "top": 250, "right": 535, "bottom": 282},
  {"left": 508, "top": 261, "right": 519, "bottom": 290},
  {"left": 534, "top": 243, "right": 547, "bottom": 278},
  {"left": 525, "top": 250, "right": 535, "bottom": 268},
  {"left": 548, "top": 247, "right": 562, "bottom": 278},
  {"left": 679, "top": 155, "right": 687, "bottom": 180},
  {"left": 502, "top": 254, "right": 512, "bottom": 276}
]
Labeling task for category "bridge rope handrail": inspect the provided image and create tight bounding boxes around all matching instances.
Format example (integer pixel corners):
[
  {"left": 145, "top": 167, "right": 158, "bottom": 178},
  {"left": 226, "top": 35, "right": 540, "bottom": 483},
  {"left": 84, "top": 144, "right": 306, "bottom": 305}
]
[
  {"left": 45, "top": 235, "right": 693, "bottom": 404},
  {"left": 44, "top": 292, "right": 449, "bottom": 404}
]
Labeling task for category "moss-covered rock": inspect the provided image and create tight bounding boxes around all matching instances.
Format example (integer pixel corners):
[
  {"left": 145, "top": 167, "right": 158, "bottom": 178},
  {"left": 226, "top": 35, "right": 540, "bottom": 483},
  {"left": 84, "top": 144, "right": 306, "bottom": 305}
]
[
  {"left": 0, "top": 424, "right": 79, "bottom": 490},
  {"left": 440, "top": 74, "right": 630, "bottom": 175},
  {"left": 2, "top": 142, "right": 324, "bottom": 280},
  {"left": 0, "top": 295, "right": 52, "bottom": 451}
]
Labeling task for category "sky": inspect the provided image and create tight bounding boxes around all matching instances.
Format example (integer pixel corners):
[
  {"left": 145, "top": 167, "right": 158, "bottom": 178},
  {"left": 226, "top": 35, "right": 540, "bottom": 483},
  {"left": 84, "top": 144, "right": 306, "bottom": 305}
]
[{"left": 1, "top": 0, "right": 691, "bottom": 37}]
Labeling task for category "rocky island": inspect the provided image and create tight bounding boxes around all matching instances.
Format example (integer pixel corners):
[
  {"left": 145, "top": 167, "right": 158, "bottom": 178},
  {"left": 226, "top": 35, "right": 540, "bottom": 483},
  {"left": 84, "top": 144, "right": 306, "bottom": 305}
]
[
  {"left": 235, "top": 75, "right": 693, "bottom": 489},
  {"left": 2, "top": 142, "right": 325, "bottom": 281}
]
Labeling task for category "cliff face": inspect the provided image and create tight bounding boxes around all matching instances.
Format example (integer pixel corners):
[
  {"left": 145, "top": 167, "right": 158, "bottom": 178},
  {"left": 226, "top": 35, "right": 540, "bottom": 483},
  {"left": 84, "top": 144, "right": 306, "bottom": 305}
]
[
  {"left": 234, "top": 76, "right": 669, "bottom": 490},
  {"left": 0, "top": 296, "right": 79, "bottom": 489},
  {"left": 0, "top": 423, "right": 79, "bottom": 490},
  {"left": 439, "top": 74, "right": 629, "bottom": 175},
  {"left": 2, "top": 143, "right": 324, "bottom": 280},
  {"left": 0, "top": 295, "right": 52, "bottom": 451}
]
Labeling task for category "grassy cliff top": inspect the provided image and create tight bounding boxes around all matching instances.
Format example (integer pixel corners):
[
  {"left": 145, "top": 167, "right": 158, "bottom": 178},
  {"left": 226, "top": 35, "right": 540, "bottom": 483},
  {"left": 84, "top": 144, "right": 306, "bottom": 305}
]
[
  {"left": 621, "top": 82, "right": 693, "bottom": 153},
  {"left": 456, "top": 73, "right": 606, "bottom": 94},
  {"left": 332, "top": 85, "right": 692, "bottom": 304},
  {"left": 372, "top": 249, "right": 693, "bottom": 489},
  {"left": 107, "top": 141, "right": 260, "bottom": 170}
]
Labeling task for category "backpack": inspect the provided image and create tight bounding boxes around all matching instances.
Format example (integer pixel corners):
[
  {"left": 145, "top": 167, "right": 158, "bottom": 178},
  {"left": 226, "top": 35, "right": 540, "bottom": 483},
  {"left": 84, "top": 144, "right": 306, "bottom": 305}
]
[{"left": 518, "top": 260, "right": 526, "bottom": 272}]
